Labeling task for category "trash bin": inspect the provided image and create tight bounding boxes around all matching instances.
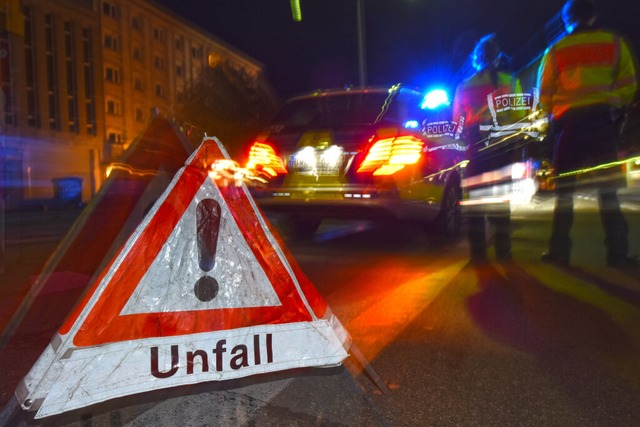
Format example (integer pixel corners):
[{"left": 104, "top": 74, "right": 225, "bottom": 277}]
[{"left": 52, "top": 177, "right": 83, "bottom": 206}]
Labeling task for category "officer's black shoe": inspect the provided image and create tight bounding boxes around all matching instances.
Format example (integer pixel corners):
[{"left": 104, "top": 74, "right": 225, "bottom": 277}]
[
  {"left": 470, "top": 256, "right": 489, "bottom": 266},
  {"left": 497, "top": 252, "right": 512, "bottom": 263},
  {"left": 607, "top": 255, "right": 640, "bottom": 268},
  {"left": 541, "top": 251, "right": 570, "bottom": 266}
]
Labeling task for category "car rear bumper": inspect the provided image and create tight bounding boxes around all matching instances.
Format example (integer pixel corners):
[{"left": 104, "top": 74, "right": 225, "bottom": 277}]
[{"left": 249, "top": 187, "right": 441, "bottom": 223}]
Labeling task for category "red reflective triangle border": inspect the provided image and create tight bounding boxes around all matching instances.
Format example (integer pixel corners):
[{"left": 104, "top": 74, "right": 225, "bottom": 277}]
[{"left": 60, "top": 140, "right": 326, "bottom": 347}]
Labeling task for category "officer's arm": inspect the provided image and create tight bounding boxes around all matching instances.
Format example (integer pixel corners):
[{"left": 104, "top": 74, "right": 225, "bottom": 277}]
[
  {"left": 452, "top": 85, "right": 467, "bottom": 142},
  {"left": 615, "top": 38, "right": 639, "bottom": 108}
]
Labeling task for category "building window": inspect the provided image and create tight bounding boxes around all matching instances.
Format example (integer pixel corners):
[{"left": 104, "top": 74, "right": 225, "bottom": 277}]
[
  {"left": 24, "top": 7, "right": 39, "bottom": 128},
  {"left": 104, "top": 34, "right": 119, "bottom": 51},
  {"left": 131, "top": 15, "right": 143, "bottom": 31},
  {"left": 153, "top": 27, "right": 164, "bottom": 42},
  {"left": 106, "top": 99, "right": 122, "bottom": 115},
  {"left": 0, "top": 29, "right": 12, "bottom": 125},
  {"left": 153, "top": 55, "right": 165, "bottom": 71},
  {"left": 134, "top": 76, "right": 144, "bottom": 92},
  {"left": 175, "top": 36, "right": 184, "bottom": 50},
  {"left": 107, "top": 131, "right": 123, "bottom": 144},
  {"left": 132, "top": 46, "right": 143, "bottom": 61},
  {"left": 45, "top": 14, "right": 60, "bottom": 131},
  {"left": 82, "top": 27, "right": 96, "bottom": 135},
  {"left": 191, "top": 46, "right": 202, "bottom": 59},
  {"left": 208, "top": 52, "right": 221, "bottom": 68},
  {"left": 65, "top": 22, "right": 79, "bottom": 133},
  {"left": 102, "top": 1, "right": 118, "bottom": 18},
  {"left": 135, "top": 106, "right": 144, "bottom": 122},
  {"left": 155, "top": 84, "right": 166, "bottom": 98},
  {"left": 176, "top": 64, "right": 183, "bottom": 78},
  {"left": 105, "top": 66, "right": 121, "bottom": 83},
  {"left": 68, "top": 99, "right": 78, "bottom": 132}
]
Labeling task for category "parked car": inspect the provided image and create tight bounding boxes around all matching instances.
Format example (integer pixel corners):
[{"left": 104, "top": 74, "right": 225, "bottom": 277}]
[{"left": 242, "top": 84, "right": 466, "bottom": 240}]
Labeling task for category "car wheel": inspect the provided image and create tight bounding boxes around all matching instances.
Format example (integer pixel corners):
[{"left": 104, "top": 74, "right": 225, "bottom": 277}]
[
  {"left": 289, "top": 217, "right": 322, "bottom": 239},
  {"left": 432, "top": 182, "right": 461, "bottom": 242}
]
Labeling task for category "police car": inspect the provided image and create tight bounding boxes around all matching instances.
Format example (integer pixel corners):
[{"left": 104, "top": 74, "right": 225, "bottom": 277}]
[{"left": 242, "top": 84, "right": 466, "bottom": 240}]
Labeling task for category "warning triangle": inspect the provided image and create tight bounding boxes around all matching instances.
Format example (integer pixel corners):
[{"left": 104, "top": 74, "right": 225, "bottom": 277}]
[
  {"left": 119, "top": 177, "right": 281, "bottom": 314},
  {"left": 16, "top": 137, "right": 351, "bottom": 419},
  {"left": 1, "top": 116, "right": 193, "bottom": 353}
]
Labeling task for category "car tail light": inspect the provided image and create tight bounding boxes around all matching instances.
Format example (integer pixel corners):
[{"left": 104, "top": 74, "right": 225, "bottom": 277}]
[
  {"left": 245, "top": 142, "right": 287, "bottom": 177},
  {"left": 357, "top": 135, "right": 424, "bottom": 176}
]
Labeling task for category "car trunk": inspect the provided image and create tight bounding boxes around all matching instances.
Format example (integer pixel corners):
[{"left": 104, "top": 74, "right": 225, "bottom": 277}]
[{"left": 266, "top": 124, "right": 378, "bottom": 188}]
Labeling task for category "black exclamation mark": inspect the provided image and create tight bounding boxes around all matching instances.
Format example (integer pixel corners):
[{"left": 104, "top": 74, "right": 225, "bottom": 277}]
[{"left": 195, "top": 198, "right": 221, "bottom": 302}]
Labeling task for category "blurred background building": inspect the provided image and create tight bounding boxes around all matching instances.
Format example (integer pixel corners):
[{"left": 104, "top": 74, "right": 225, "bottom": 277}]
[{"left": 0, "top": 0, "right": 263, "bottom": 208}]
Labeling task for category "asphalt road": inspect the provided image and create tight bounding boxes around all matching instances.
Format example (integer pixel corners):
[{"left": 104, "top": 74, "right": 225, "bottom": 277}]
[{"left": 1, "top": 191, "right": 640, "bottom": 426}]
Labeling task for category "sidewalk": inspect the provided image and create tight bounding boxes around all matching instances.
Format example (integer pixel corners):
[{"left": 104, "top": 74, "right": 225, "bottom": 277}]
[
  {"left": 0, "top": 207, "right": 85, "bottom": 412},
  {"left": 2, "top": 207, "right": 82, "bottom": 246}
]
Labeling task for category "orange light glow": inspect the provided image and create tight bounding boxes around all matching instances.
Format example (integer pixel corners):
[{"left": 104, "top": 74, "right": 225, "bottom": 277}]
[
  {"left": 105, "top": 163, "right": 164, "bottom": 178},
  {"left": 342, "top": 260, "right": 467, "bottom": 377},
  {"left": 245, "top": 142, "right": 287, "bottom": 177},
  {"left": 357, "top": 136, "right": 423, "bottom": 176}
]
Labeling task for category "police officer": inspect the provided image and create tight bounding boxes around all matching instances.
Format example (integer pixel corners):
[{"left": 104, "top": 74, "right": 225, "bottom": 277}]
[
  {"left": 537, "top": 0, "right": 638, "bottom": 267},
  {"left": 453, "top": 34, "right": 526, "bottom": 263}
]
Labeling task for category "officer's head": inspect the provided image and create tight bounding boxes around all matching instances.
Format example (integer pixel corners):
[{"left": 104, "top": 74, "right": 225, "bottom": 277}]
[
  {"left": 472, "top": 34, "right": 502, "bottom": 72},
  {"left": 562, "top": 0, "right": 596, "bottom": 34}
]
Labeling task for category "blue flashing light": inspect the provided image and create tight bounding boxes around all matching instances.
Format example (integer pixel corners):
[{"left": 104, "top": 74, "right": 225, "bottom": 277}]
[
  {"left": 403, "top": 120, "right": 420, "bottom": 129},
  {"left": 421, "top": 89, "right": 450, "bottom": 110}
]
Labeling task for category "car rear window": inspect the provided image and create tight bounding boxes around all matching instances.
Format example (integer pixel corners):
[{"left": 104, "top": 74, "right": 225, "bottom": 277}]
[{"left": 271, "top": 92, "right": 395, "bottom": 128}]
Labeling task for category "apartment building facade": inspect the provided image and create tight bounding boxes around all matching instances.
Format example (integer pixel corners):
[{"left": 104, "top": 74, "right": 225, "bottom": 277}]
[{"left": 0, "top": 0, "right": 263, "bottom": 208}]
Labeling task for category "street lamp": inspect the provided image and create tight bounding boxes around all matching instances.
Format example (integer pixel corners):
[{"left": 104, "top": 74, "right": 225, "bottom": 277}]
[
  {"left": 356, "top": 0, "right": 367, "bottom": 87},
  {"left": 290, "top": 0, "right": 302, "bottom": 22},
  {"left": 289, "top": 0, "right": 367, "bottom": 87}
]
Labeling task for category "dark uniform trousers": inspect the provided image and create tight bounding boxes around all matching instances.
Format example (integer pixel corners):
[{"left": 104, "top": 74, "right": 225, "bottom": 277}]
[
  {"left": 548, "top": 106, "right": 629, "bottom": 263},
  {"left": 465, "top": 129, "right": 514, "bottom": 259},
  {"left": 468, "top": 204, "right": 511, "bottom": 259}
]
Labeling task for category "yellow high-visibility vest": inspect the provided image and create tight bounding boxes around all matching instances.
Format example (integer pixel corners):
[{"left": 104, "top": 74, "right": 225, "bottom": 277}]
[
  {"left": 453, "top": 70, "right": 528, "bottom": 140},
  {"left": 537, "top": 28, "right": 638, "bottom": 119}
]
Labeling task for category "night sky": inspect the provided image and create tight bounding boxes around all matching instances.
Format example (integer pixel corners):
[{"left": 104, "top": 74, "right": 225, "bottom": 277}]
[{"left": 153, "top": 0, "right": 640, "bottom": 99}]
